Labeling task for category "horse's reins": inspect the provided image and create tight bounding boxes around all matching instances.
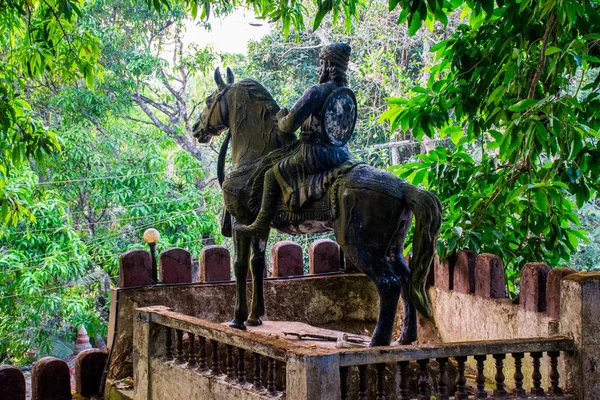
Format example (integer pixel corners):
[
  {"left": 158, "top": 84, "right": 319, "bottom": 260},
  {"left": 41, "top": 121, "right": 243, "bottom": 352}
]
[{"left": 201, "top": 85, "right": 230, "bottom": 134}]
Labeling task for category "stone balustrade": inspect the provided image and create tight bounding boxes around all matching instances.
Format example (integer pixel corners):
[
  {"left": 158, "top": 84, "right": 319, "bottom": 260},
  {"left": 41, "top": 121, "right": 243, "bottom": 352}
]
[
  {"left": 133, "top": 306, "right": 578, "bottom": 400},
  {"left": 134, "top": 306, "right": 287, "bottom": 399}
]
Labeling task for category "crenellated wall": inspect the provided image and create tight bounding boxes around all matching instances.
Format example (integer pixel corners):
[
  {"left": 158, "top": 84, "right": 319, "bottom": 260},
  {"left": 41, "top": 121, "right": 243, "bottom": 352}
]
[{"left": 108, "top": 241, "right": 591, "bottom": 392}]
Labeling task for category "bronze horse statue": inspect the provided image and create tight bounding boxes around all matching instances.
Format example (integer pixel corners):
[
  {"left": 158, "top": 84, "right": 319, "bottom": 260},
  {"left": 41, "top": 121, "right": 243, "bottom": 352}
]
[{"left": 193, "top": 68, "right": 442, "bottom": 346}]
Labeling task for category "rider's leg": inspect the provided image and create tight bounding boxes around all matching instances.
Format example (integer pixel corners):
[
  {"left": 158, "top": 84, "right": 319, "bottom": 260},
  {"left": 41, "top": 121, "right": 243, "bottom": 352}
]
[{"left": 234, "top": 168, "right": 279, "bottom": 237}]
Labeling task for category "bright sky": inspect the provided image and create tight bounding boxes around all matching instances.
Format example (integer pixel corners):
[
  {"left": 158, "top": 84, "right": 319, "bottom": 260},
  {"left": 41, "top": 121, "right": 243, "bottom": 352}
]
[{"left": 185, "top": 9, "right": 272, "bottom": 54}]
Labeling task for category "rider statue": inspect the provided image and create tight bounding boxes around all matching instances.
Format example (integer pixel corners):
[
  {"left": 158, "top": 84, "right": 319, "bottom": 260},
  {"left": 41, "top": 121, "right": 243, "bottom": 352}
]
[{"left": 234, "top": 42, "right": 353, "bottom": 237}]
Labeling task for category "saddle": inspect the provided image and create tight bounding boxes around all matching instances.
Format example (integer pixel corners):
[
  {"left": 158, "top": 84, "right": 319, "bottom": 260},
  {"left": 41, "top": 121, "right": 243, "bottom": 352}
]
[{"left": 221, "top": 145, "right": 358, "bottom": 237}]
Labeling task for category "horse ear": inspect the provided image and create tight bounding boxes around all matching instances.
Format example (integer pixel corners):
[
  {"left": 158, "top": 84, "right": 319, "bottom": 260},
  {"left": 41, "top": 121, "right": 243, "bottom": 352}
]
[
  {"left": 214, "top": 67, "right": 225, "bottom": 89},
  {"left": 226, "top": 67, "right": 235, "bottom": 84}
]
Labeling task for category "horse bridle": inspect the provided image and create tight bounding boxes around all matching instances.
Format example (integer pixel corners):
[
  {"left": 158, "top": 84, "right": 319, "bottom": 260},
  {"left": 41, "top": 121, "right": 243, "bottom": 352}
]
[{"left": 200, "top": 85, "right": 230, "bottom": 134}]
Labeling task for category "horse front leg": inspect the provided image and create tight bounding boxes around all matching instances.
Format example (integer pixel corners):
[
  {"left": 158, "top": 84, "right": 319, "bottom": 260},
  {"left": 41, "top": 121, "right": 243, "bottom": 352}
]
[
  {"left": 247, "top": 236, "right": 268, "bottom": 326},
  {"left": 230, "top": 230, "right": 251, "bottom": 330}
]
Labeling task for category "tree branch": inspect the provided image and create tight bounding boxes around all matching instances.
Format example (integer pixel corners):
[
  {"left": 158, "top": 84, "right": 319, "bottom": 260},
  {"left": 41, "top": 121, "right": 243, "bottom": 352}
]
[
  {"left": 131, "top": 92, "right": 175, "bottom": 133},
  {"left": 528, "top": 12, "right": 557, "bottom": 99}
]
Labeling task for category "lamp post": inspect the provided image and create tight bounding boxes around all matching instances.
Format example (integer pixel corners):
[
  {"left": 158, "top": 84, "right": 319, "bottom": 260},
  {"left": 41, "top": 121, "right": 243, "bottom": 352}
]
[{"left": 143, "top": 228, "right": 160, "bottom": 283}]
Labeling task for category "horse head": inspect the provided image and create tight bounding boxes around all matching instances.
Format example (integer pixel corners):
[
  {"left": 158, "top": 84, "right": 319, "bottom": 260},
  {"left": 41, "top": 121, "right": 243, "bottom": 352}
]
[{"left": 192, "top": 67, "right": 235, "bottom": 143}]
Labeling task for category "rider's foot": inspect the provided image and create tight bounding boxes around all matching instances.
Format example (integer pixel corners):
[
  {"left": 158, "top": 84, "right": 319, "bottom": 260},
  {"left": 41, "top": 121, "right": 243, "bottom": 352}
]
[{"left": 233, "top": 212, "right": 271, "bottom": 237}]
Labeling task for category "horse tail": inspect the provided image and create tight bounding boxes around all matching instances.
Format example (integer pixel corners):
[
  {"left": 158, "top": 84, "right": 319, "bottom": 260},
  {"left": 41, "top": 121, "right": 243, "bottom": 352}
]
[
  {"left": 404, "top": 185, "right": 442, "bottom": 318},
  {"left": 217, "top": 130, "right": 231, "bottom": 187}
]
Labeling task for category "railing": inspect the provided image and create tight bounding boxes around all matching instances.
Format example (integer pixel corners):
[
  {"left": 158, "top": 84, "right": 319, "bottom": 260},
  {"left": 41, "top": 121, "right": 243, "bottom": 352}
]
[
  {"left": 134, "top": 306, "right": 576, "bottom": 400},
  {"left": 337, "top": 337, "right": 575, "bottom": 399},
  {"left": 136, "top": 306, "right": 293, "bottom": 399}
]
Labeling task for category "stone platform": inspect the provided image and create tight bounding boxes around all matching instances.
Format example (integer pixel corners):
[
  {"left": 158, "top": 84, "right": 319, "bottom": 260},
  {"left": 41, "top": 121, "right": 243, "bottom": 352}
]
[{"left": 227, "top": 320, "right": 371, "bottom": 350}]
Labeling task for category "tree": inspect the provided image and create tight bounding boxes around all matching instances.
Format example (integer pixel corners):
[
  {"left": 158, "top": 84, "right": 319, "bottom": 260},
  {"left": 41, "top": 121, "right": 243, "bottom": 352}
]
[{"left": 379, "top": 0, "right": 600, "bottom": 279}]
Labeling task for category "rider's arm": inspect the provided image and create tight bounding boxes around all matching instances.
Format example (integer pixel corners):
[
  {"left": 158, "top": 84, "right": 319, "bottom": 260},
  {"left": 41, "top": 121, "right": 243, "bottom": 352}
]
[{"left": 278, "top": 85, "right": 322, "bottom": 134}]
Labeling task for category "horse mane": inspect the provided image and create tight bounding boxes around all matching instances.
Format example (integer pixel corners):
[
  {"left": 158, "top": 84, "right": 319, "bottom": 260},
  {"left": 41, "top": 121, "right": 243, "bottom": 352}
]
[
  {"left": 235, "top": 79, "right": 280, "bottom": 115},
  {"left": 226, "top": 79, "right": 282, "bottom": 164}
]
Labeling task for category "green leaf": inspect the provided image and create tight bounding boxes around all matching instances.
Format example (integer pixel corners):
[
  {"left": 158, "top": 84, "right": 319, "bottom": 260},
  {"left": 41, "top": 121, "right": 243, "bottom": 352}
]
[
  {"left": 534, "top": 190, "right": 548, "bottom": 214},
  {"left": 545, "top": 46, "right": 561, "bottom": 56},
  {"left": 408, "top": 10, "right": 422, "bottom": 36},
  {"left": 506, "top": 185, "right": 527, "bottom": 203},
  {"left": 508, "top": 98, "right": 538, "bottom": 112},
  {"left": 450, "top": 127, "right": 463, "bottom": 144}
]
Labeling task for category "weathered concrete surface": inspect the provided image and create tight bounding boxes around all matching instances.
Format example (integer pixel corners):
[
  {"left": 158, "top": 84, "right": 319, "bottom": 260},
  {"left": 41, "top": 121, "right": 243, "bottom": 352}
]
[
  {"left": 31, "top": 356, "right": 71, "bottom": 400},
  {"left": 0, "top": 365, "right": 25, "bottom": 400},
  {"left": 547, "top": 267, "right": 577, "bottom": 320},
  {"left": 287, "top": 354, "right": 340, "bottom": 400},
  {"left": 104, "top": 382, "right": 133, "bottom": 400},
  {"left": 200, "top": 246, "right": 231, "bottom": 282},
  {"left": 271, "top": 241, "right": 303, "bottom": 277},
  {"left": 119, "top": 249, "right": 152, "bottom": 288},
  {"left": 453, "top": 250, "right": 476, "bottom": 294},
  {"left": 75, "top": 348, "right": 108, "bottom": 397},
  {"left": 428, "top": 286, "right": 559, "bottom": 389},
  {"left": 474, "top": 253, "right": 505, "bottom": 299},
  {"left": 560, "top": 273, "right": 600, "bottom": 399},
  {"left": 148, "top": 359, "right": 276, "bottom": 400},
  {"left": 309, "top": 239, "right": 340, "bottom": 274},
  {"left": 159, "top": 248, "right": 193, "bottom": 284},
  {"left": 108, "top": 274, "right": 378, "bottom": 379},
  {"left": 521, "top": 262, "right": 551, "bottom": 312}
]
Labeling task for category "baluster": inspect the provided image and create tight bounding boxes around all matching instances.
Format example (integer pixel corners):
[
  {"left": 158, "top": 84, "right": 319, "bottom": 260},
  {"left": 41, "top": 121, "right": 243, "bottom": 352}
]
[
  {"left": 254, "top": 353, "right": 264, "bottom": 391},
  {"left": 493, "top": 354, "right": 508, "bottom": 398},
  {"left": 376, "top": 363, "right": 386, "bottom": 400},
  {"left": 358, "top": 365, "right": 368, "bottom": 400},
  {"left": 211, "top": 340, "right": 221, "bottom": 375},
  {"left": 187, "top": 332, "right": 197, "bottom": 368},
  {"left": 175, "top": 329, "right": 185, "bottom": 364},
  {"left": 226, "top": 345, "right": 236, "bottom": 381},
  {"left": 436, "top": 357, "right": 450, "bottom": 400},
  {"left": 474, "top": 355, "right": 487, "bottom": 398},
  {"left": 548, "top": 351, "right": 563, "bottom": 395},
  {"left": 281, "top": 362, "right": 287, "bottom": 399},
  {"left": 398, "top": 361, "right": 411, "bottom": 400},
  {"left": 165, "top": 327, "right": 173, "bottom": 360},
  {"left": 455, "top": 356, "right": 469, "bottom": 399},
  {"left": 267, "top": 358, "right": 277, "bottom": 396},
  {"left": 512, "top": 352, "right": 526, "bottom": 398},
  {"left": 417, "top": 359, "right": 431, "bottom": 399},
  {"left": 340, "top": 366, "right": 349, "bottom": 400},
  {"left": 198, "top": 336, "right": 208, "bottom": 372},
  {"left": 530, "top": 352, "right": 545, "bottom": 396},
  {"left": 237, "top": 348, "right": 247, "bottom": 385}
]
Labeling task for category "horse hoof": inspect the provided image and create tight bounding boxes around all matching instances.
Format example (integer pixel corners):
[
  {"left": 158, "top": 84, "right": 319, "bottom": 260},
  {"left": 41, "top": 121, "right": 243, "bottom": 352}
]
[
  {"left": 368, "top": 338, "right": 390, "bottom": 347},
  {"left": 229, "top": 320, "right": 247, "bottom": 330},
  {"left": 397, "top": 331, "right": 417, "bottom": 345},
  {"left": 246, "top": 318, "right": 262, "bottom": 326}
]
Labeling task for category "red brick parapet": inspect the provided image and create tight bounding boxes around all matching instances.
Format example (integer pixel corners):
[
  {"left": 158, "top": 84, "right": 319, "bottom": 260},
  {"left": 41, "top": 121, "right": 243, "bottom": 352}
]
[
  {"left": 200, "top": 245, "right": 231, "bottom": 282},
  {"left": 160, "top": 248, "right": 193, "bottom": 284},
  {"left": 271, "top": 241, "right": 303, "bottom": 277},
  {"left": 309, "top": 239, "right": 340, "bottom": 274},
  {"left": 119, "top": 249, "right": 152, "bottom": 288}
]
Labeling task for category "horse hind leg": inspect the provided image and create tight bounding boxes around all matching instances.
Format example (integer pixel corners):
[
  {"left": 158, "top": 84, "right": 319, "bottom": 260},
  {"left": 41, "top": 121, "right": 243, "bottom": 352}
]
[
  {"left": 247, "top": 236, "right": 267, "bottom": 326},
  {"left": 345, "top": 250, "right": 401, "bottom": 346},
  {"left": 391, "top": 251, "right": 417, "bottom": 345}
]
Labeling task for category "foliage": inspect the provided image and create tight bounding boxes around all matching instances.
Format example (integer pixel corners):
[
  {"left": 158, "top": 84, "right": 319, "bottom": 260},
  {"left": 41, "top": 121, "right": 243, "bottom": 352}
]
[
  {"left": 383, "top": 0, "right": 600, "bottom": 274},
  {"left": 0, "top": 115, "right": 223, "bottom": 364}
]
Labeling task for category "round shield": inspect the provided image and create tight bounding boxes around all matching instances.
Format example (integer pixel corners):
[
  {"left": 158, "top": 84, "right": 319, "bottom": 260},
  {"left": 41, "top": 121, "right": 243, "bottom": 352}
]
[{"left": 321, "top": 87, "right": 357, "bottom": 146}]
